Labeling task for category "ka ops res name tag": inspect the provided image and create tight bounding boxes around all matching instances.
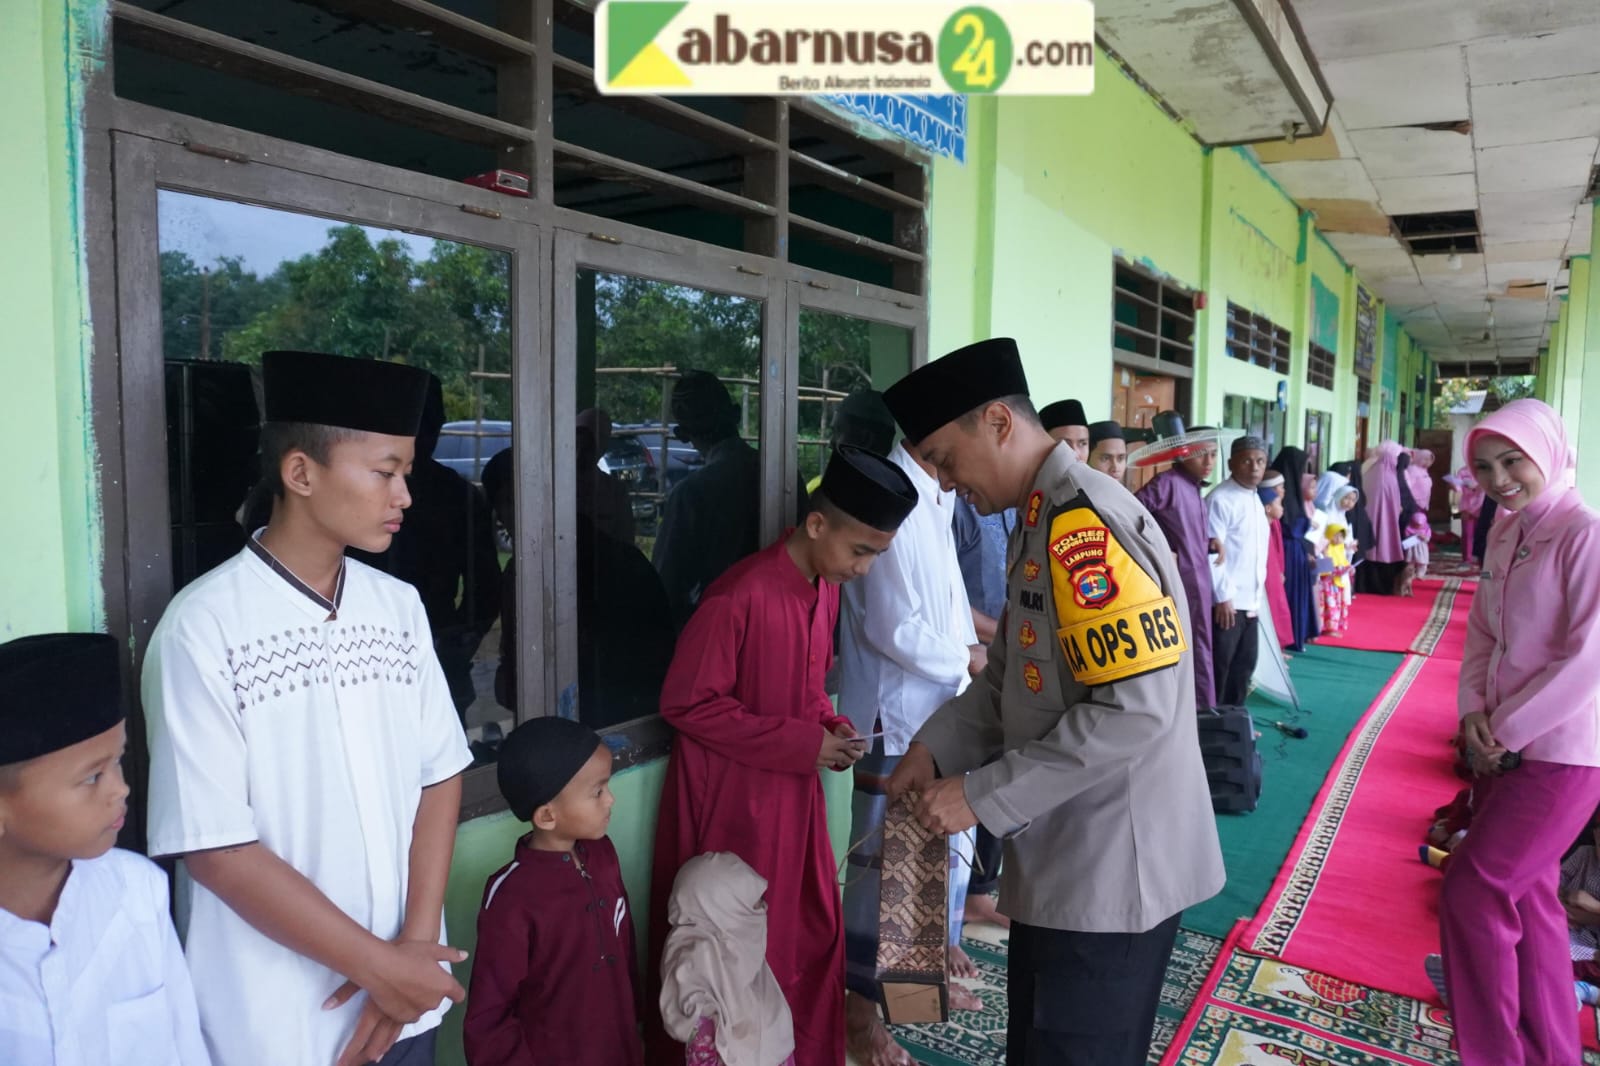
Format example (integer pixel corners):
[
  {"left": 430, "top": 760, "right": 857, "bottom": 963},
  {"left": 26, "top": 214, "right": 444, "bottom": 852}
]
[{"left": 1047, "top": 507, "right": 1187, "bottom": 686}]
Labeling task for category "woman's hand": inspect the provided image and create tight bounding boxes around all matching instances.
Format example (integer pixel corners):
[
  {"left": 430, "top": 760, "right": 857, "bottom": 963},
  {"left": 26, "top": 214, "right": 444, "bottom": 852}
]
[{"left": 1460, "top": 712, "right": 1507, "bottom": 772}]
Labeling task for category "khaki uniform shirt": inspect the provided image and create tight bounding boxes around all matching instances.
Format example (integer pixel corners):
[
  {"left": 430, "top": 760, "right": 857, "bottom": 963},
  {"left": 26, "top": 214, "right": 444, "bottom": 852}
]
[{"left": 916, "top": 443, "right": 1225, "bottom": 933}]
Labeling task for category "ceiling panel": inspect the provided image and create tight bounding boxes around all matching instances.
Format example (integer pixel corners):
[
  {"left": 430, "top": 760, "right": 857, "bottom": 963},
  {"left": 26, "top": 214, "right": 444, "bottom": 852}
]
[
  {"left": 1347, "top": 126, "right": 1475, "bottom": 179},
  {"left": 1471, "top": 73, "right": 1600, "bottom": 149},
  {"left": 1477, "top": 138, "right": 1598, "bottom": 194},
  {"left": 1570, "top": 202, "right": 1596, "bottom": 254},
  {"left": 1373, "top": 173, "right": 1477, "bottom": 214},
  {"left": 1416, "top": 251, "right": 1485, "bottom": 277},
  {"left": 1262, "top": 159, "right": 1381, "bottom": 201},
  {"left": 1479, "top": 186, "right": 1586, "bottom": 230},
  {"left": 1486, "top": 259, "right": 1561, "bottom": 286},
  {"left": 1321, "top": 45, "right": 1468, "bottom": 129},
  {"left": 1294, "top": 0, "right": 1596, "bottom": 63},
  {"left": 1466, "top": 22, "right": 1600, "bottom": 85},
  {"left": 1482, "top": 239, "right": 1570, "bottom": 263}
]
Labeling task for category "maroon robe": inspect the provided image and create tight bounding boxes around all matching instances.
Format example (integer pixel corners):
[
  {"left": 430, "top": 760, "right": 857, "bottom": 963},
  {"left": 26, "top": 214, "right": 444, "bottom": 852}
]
[
  {"left": 1136, "top": 466, "right": 1216, "bottom": 710},
  {"left": 647, "top": 539, "right": 850, "bottom": 1066},
  {"left": 1265, "top": 521, "right": 1294, "bottom": 649}
]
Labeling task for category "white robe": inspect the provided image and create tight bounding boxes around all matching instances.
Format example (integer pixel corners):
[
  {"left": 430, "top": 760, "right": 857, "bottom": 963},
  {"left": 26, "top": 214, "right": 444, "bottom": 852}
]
[
  {"left": 143, "top": 544, "right": 473, "bottom": 1066},
  {"left": 0, "top": 849, "right": 212, "bottom": 1066}
]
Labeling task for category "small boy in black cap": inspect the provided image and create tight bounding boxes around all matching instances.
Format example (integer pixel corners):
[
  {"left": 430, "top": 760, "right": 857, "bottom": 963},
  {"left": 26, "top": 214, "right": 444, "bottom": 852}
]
[
  {"left": 143, "top": 351, "right": 474, "bottom": 1066},
  {"left": 0, "top": 633, "right": 210, "bottom": 1066},
  {"left": 463, "top": 718, "right": 641, "bottom": 1066}
]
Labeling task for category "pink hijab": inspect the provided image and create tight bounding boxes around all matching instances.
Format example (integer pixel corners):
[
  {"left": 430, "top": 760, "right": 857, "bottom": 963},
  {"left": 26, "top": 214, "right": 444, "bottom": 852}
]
[
  {"left": 1362, "top": 440, "right": 1406, "bottom": 562},
  {"left": 1406, "top": 448, "right": 1435, "bottom": 513},
  {"left": 1466, "top": 399, "right": 1579, "bottom": 526}
]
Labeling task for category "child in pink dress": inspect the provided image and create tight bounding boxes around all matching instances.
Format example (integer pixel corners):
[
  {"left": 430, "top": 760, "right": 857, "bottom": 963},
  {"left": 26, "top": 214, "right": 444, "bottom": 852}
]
[{"left": 661, "top": 853, "right": 798, "bottom": 1066}]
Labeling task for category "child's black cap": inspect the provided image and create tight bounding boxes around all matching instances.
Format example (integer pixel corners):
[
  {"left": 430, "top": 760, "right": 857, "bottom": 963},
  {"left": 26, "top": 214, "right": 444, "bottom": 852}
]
[
  {"left": 497, "top": 717, "right": 606, "bottom": 821},
  {"left": 0, "top": 633, "right": 125, "bottom": 765}
]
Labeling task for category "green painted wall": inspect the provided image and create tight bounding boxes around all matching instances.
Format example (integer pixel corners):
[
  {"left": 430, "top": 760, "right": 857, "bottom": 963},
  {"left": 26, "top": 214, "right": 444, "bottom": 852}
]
[
  {"left": 2, "top": 0, "right": 104, "bottom": 639},
  {"left": 928, "top": 52, "right": 1206, "bottom": 423}
]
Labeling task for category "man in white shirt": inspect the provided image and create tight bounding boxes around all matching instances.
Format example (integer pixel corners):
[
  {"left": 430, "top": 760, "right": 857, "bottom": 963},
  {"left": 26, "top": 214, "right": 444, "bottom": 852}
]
[
  {"left": 143, "top": 351, "right": 474, "bottom": 1066},
  {"left": 838, "top": 440, "right": 982, "bottom": 1064},
  {"left": 1207, "top": 435, "right": 1271, "bottom": 706}
]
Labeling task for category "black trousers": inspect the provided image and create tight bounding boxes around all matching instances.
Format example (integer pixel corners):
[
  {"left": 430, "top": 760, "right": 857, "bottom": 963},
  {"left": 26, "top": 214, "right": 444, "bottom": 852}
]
[
  {"left": 971, "top": 825, "right": 1004, "bottom": 896},
  {"left": 1211, "top": 613, "right": 1259, "bottom": 707},
  {"left": 1006, "top": 914, "right": 1182, "bottom": 1065},
  {"left": 376, "top": 1030, "right": 437, "bottom": 1066}
]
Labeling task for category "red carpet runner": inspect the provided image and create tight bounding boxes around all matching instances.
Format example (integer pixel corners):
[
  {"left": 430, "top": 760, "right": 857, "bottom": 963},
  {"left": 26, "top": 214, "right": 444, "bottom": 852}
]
[
  {"left": 1318, "top": 577, "right": 1469, "bottom": 656},
  {"left": 1227, "top": 584, "right": 1600, "bottom": 1053},
  {"left": 1241, "top": 653, "right": 1457, "bottom": 1001}
]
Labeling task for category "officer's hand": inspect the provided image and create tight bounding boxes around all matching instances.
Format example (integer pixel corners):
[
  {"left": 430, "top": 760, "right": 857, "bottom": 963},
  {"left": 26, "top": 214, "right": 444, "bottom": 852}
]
[
  {"left": 915, "top": 776, "right": 979, "bottom": 835},
  {"left": 967, "top": 644, "right": 988, "bottom": 677},
  {"left": 886, "top": 742, "right": 936, "bottom": 801},
  {"left": 1215, "top": 600, "right": 1237, "bottom": 630},
  {"left": 817, "top": 727, "right": 865, "bottom": 771}
]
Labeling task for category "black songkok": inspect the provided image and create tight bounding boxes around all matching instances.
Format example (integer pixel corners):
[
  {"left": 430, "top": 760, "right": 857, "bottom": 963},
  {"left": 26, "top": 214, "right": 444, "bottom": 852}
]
[
  {"left": 497, "top": 717, "right": 606, "bottom": 821},
  {"left": 0, "top": 633, "right": 125, "bottom": 765},
  {"left": 1039, "top": 399, "right": 1088, "bottom": 432},
  {"left": 817, "top": 445, "right": 918, "bottom": 532},
  {"left": 1088, "top": 420, "right": 1124, "bottom": 449},
  {"left": 262, "top": 350, "right": 431, "bottom": 437},
  {"left": 882, "top": 338, "right": 1030, "bottom": 445}
]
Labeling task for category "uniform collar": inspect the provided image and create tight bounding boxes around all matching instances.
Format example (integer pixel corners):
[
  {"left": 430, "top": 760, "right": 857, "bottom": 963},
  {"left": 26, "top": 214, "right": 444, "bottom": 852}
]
[{"left": 1029, "top": 441, "right": 1078, "bottom": 499}]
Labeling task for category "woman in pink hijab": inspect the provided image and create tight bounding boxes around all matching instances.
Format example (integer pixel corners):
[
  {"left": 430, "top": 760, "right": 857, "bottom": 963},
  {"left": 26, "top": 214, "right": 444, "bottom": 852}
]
[
  {"left": 1445, "top": 464, "right": 1487, "bottom": 566},
  {"left": 1407, "top": 447, "right": 1436, "bottom": 519},
  {"left": 1358, "top": 441, "right": 1408, "bottom": 594},
  {"left": 1432, "top": 399, "right": 1600, "bottom": 1066}
]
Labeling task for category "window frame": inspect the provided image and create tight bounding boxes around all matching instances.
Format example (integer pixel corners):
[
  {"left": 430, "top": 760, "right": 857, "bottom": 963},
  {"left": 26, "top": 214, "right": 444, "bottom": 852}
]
[
  {"left": 1224, "top": 302, "right": 1291, "bottom": 375},
  {"left": 1110, "top": 259, "right": 1197, "bottom": 375},
  {"left": 89, "top": 47, "right": 934, "bottom": 824},
  {"left": 1306, "top": 341, "right": 1337, "bottom": 391}
]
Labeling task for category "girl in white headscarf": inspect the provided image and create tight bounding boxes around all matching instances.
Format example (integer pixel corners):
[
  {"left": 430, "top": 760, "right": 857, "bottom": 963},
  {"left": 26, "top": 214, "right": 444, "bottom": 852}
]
[{"left": 661, "top": 853, "right": 798, "bottom": 1066}]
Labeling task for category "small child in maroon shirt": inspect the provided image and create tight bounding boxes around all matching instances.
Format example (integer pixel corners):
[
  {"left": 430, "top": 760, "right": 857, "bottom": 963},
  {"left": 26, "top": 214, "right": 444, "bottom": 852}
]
[{"left": 463, "top": 718, "right": 643, "bottom": 1066}]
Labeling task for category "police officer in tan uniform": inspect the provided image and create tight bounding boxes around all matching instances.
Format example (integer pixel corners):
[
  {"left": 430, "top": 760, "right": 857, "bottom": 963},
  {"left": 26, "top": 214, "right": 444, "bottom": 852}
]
[{"left": 883, "top": 338, "right": 1224, "bottom": 1066}]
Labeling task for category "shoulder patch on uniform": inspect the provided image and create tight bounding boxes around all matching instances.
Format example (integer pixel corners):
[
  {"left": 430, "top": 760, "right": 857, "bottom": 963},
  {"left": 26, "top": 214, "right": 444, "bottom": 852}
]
[
  {"left": 1022, "top": 661, "right": 1044, "bottom": 693},
  {"left": 1047, "top": 503, "right": 1188, "bottom": 687},
  {"left": 1024, "top": 491, "right": 1044, "bottom": 528}
]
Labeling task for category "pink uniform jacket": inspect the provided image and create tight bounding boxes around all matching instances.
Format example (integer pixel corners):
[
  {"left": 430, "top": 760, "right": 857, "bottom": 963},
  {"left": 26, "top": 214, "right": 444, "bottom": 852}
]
[{"left": 1459, "top": 401, "right": 1600, "bottom": 765}]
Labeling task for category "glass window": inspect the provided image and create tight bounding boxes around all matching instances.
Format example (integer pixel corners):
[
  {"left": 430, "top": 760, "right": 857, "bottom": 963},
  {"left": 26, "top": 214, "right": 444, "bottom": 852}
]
[
  {"left": 569, "top": 269, "right": 772, "bottom": 730},
  {"left": 158, "top": 191, "right": 515, "bottom": 764},
  {"left": 797, "top": 309, "right": 913, "bottom": 487}
]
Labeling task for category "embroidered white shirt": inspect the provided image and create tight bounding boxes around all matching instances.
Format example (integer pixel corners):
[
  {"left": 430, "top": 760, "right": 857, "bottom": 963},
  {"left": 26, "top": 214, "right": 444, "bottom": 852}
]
[
  {"left": 142, "top": 546, "right": 473, "bottom": 1066},
  {"left": 0, "top": 849, "right": 212, "bottom": 1066},
  {"left": 839, "top": 443, "right": 977, "bottom": 755},
  {"left": 1206, "top": 479, "right": 1270, "bottom": 613}
]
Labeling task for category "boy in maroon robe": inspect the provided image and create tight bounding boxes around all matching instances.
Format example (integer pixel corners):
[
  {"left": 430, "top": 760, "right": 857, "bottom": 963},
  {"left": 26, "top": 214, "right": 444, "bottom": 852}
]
[
  {"left": 463, "top": 717, "right": 641, "bottom": 1066},
  {"left": 647, "top": 445, "right": 920, "bottom": 1066}
]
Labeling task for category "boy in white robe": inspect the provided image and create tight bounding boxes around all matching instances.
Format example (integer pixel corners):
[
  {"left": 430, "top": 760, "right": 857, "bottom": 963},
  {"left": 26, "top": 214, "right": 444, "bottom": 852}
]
[
  {"left": 143, "top": 350, "right": 474, "bottom": 1066},
  {"left": 0, "top": 632, "right": 210, "bottom": 1066}
]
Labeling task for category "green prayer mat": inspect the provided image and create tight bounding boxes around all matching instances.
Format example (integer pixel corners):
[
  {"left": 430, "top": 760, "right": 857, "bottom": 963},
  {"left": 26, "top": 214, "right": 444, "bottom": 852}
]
[{"left": 886, "top": 927, "right": 1222, "bottom": 1066}]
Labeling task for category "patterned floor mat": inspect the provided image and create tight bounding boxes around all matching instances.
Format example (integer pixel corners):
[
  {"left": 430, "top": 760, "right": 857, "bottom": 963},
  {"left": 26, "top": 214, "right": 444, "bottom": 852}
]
[
  {"left": 1163, "top": 932, "right": 1600, "bottom": 1066},
  {"left": 880, "top": 925, "right": 1223, "bottom": 1065}
]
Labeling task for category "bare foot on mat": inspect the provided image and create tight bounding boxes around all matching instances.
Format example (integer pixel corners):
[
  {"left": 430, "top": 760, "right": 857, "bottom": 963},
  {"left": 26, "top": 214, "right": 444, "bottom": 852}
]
[
  {"left": 962, "top": 893, "right": 1010, "bottom": 929},
  {"left": 949, "top": 981, "right": 984, "bottom": 1012},
  {"left": 948, "top": 943, "right": 979, "bottom": 978},
  {"left": 846, "top": 994, "right": 915, "bottom": 1066}
]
